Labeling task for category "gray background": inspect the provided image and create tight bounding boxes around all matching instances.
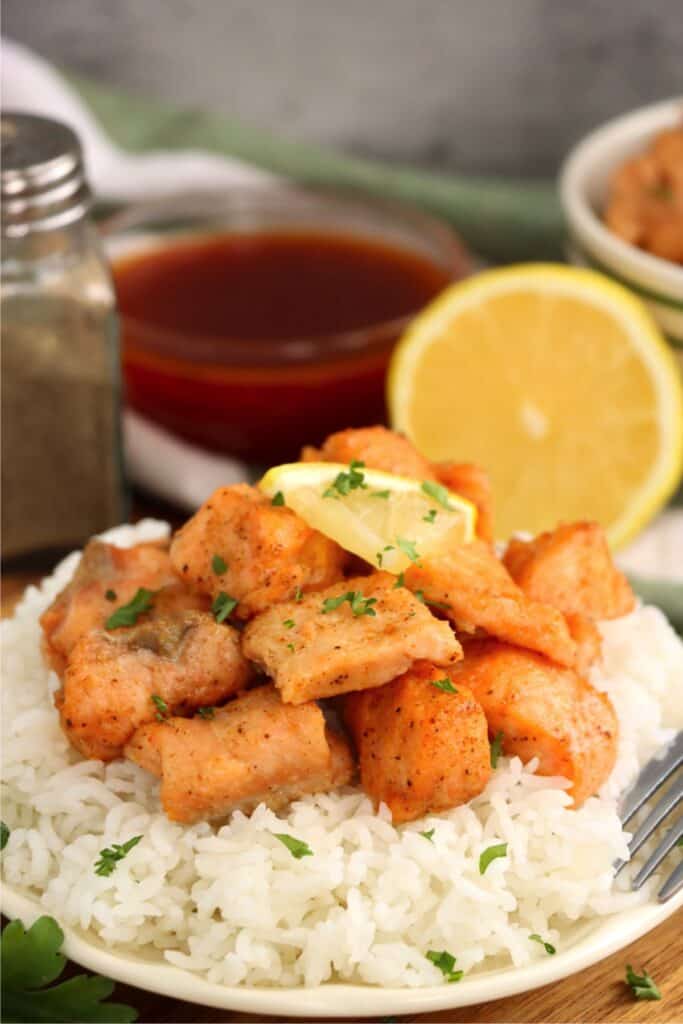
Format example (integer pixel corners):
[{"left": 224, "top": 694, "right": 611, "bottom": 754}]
[{"left": 5, "top": 0, "right": 683, "bottom": 177}]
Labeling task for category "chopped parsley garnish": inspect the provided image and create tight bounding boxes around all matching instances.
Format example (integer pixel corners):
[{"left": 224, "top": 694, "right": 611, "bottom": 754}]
[
  {"left": 105, "top": 588, "right": 154, "bottom": 629},
  {"left": 104, "top": 588, "right": 117, "bottom": 602},
  {"left": 396, "top": 537, "right": 420, "bottom": 563},
  {"left": 425, "top": 949, "right": 463, "bottom": 983},
  {"left": 421, "top": 480, "right": 453, "bottom": 510},
  {"left": 321, "top": 591, "right": 377, "bottom": 617},
  {"left": 271, "top": 490, "right": 285, "bottom": 506},
  {"left": 479, "top": 842, "right": 508, "bottom": 875},
  {"left": 287, "top": 642, "right": 295, "bottom": 652},
  {"left": 294, "top": 586, "right": 304, "bottom": 602},
  {"left": 370, "top": 489, "right": 391, "bottom": 499},
  {"left": 625, "top": 965, "right": 661, "bottom": 1001},
  {"left": 376, "top": 545, "right": 394, "bottom": 567},
  {"left": 323, "top": 460, "right": 367, "bottom": 499},
  {"left": 431, "top": 677, "right": 457, "bottom": 694},
  {"left": 273, "top": 833, "right": 313, "bottom": 859},
  {"left": 283, "top": 619, "right": 296, "bottom": 629},
  {"left": 490, "top": 730, "right": 504, "bottom": 768},
  {"left": 211, "top": 554, "right": 228, "bottom": 575},
  {"left": 212, "top": 591, "right": 238, "bottom": 623},
  {"left": 423, "top": 509, "right": 437, "bottom": 524},
  {"left": 393, "top": 571, "right": 405, "bottom": 589},
  {"left": 420, "top": 829, "right": 435, "bottom": 842},
  {"left": 0, "top": 916, "right": 137, "bottom": 1023},
  {"left": 414, "top": 589, "right": 425, "bottom": 603},
  {"left": 0, "top": 822, "right": 9, "bottom": 851},
  {"left": 425, "top": 598, "right": 451, "bottom": 611},
  {"left": 529, "top": 933, "right": 556, "bottom": 955},
  {"left": 94, "top": 835, "right": 143, "bottom": 877},
  {"left": 151, "top": 694, "right": 169, "bottom": 722},
  {"left": 197, "top": 706, "right": 215, "bottom": 720}
]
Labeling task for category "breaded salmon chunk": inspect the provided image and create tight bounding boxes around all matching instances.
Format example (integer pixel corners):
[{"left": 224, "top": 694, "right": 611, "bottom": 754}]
[
  {"left": 40, "top": 539, "right": 205, "bottom": 676},
  {"left": 433, "top": 461, "right": 495, "bottom": 544},
  {"left": 170, "top": 483, "right": 347, "bottom": 620},
  {"left": 452, "top": 640, "right": 618, "bottom": 805},
  {"left": 302, "top": 425, "right": 435, "bottom": 481},
  {"left": 404, "top": 539, "right": 578, "bottom": 668},
  {"left": 242, "top": 572, "right": 462, "bottom": 704},
  {"left": 125, "top": 685, "right": 355, "bottom": 823},
  {"left": 345, "top": 661, "right": 491, "bottom": 823},
  {"left": 503, "top": 522, "right": 635, "bottom": 620},
  {"left": 57, "top": 611, "right": 250, "bottom": 761}
]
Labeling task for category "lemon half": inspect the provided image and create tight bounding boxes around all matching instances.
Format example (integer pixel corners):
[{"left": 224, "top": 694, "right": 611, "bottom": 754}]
[
  {"left": 259, "top": 462, "right": 476, "bottom": 572},
  {"left": 388, "top": 264, "right": 683, "bottom": 546}
]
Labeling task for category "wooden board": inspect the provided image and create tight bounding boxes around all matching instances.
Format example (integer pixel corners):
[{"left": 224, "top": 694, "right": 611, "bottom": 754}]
[{"left": 3, "top": 567, "right": 681, "bottom": 1023}]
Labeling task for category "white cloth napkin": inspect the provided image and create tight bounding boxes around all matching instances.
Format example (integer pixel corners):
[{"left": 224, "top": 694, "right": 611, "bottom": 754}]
[{"left": 3, "top": 39, "right": 682, "bottom": 578}]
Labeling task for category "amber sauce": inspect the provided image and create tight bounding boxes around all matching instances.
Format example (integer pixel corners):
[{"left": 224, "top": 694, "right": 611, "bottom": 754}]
[{"left": 115, "top": 231, "right": 455, "bottom": 462}]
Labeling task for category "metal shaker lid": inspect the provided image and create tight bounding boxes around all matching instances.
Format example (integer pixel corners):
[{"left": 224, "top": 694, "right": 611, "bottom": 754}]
[{"left": 1, "top": 112, "right": 91, "bottom": 236}]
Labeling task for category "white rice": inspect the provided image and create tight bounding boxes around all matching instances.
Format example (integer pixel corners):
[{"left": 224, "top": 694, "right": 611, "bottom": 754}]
[{"left": 2, "top": 519, "right": 682, "bottom": 989}]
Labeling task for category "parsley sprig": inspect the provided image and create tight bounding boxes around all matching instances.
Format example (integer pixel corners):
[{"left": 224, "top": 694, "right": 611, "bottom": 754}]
[
  {"left": 94, "top": 835, "right": 143, "bottom": 877},
  {"left": 625, "top": 965, "right": 661, "bottom": 1000},
  {"left": 0, "top": 822, "right": 9, "bottom": 851},
  {"left": 197, "top": 706, "right": 216, "bottom": 720},
  {"left": 426, "top": 949, "right": 463, "bottom": 983},
  {"left": 431, "top": 677, "right": 457, "bottom": 694},
  {"left": 273, "top": 833, "right": 313, "bottom": 859},
  {"left": 1, "top": 916, "right": 138, "bottom": 1022},
  {"left": 529, "top": 933, "right": 556, "bottom": 955},
  {"left": 396, "top": 537, "right": 420, "bottom": 563},
  {"left": 490, "top": 730, "right": 504, "bottom": 768},
  {"left": 479, "top": 842, "right": 508, "bottom": 874},
  {"left": 212, "top": 591, "right": 238, "bottom": 623},
  {"left": 321, "top": 591, "right": 377, "bottom": 617},
  {"left": 211, "top": 554, "right": 228, "bottom": 574},
  {"left": 151, "top": 694, "right": 169, "bottom": 722},
  {"left": 421, "top": 480, "right": 453, "bottom": 510},
  {"left": 420, "top": 829, "right": 435, "bottom": 842},
  {"left": 323, "top": 460, "right": 368, "bottom": 498},
  {"left": 105, "top": 588, "right": 154, "bottom": 630}
]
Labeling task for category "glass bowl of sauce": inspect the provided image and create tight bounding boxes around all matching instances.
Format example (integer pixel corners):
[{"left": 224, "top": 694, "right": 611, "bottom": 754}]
[{"left": 105, "top": 186, "right": 470, "bottom": 463}]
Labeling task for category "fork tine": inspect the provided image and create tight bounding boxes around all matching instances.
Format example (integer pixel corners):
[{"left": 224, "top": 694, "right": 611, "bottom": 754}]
[
  {"left": 631, "top": 815, "right": 683, "bottom": 890},
  {"left": 619, "top": 731, "right": 683, "bottom": 825},
  {"left": 658, "top": 859, "right": 683, "bottom": 902},
  {"left": 615, "top": 772, "right": 683, "bottom": 877}
]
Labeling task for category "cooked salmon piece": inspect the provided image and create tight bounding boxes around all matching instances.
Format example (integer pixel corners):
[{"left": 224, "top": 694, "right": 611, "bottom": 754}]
[
  {"left": 56, "top": 611, "right": 250, "bottom": 761},
  {"left": 125, "top": 685, "right": 355, "bottom": 823},
  {"left": 302, "top": 425, "right": 436, "bottom": 481},
  {"left": 404, "top": 539, "right": 578, "bottom": 668},
  {"left": 170, "top": 484, "right": 347, "bottom": 620},
  {"left": 565, "top": 611, "right": 603, "bottom": 674},
  {"left": 433, "top": 462, "right": 495, "bottom": 544},
  {"left": 345, "top": 661, "right": 491, "bottom": 823},
  {"left": 452, "top": 640, "right": 618, "bottom": 805},
  {"left": 503, "top": 522, "right": 635, "bottom": 620},
  {"left": 40, "top": 539, "right": 204, "bottom": 677},
  {"left": 242, "top": 572, "right": 462, "bottom": 704}
]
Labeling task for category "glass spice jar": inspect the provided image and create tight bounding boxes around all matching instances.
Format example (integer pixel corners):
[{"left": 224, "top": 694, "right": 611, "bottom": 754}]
[{"left": 1, "top": 113, "right": 127, "bottom": 558}]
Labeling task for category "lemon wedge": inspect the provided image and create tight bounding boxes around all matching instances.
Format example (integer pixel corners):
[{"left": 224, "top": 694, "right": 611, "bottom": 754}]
[
  {"left": 258, "top": 461, "right": 476, "bottom": 572},
  {"left": 388, "top": 264, "right": 683, "bottom": 546}
]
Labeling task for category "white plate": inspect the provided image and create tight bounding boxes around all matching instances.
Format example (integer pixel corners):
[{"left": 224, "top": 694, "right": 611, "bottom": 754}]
[{"left": 3, "top": 883, "right": 681, "bottom": 1018}]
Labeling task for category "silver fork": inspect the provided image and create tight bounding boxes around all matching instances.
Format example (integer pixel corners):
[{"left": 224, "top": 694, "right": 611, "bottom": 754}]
[{"left": 614, "top": 730, "right": 683, "bottom": 902}]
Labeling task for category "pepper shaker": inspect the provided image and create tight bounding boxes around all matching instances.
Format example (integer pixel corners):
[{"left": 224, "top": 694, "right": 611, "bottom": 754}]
[{"left": 1, "top": 113, "right": 127, "bottom": 558}]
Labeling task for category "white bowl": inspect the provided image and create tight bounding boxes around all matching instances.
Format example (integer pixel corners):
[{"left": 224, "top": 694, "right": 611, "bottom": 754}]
[{"left": 560, "top": 98, "right": 683, "bottom": 353}]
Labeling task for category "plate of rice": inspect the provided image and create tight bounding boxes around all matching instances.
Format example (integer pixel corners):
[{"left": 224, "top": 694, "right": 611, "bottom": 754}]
[{"left": 2, "top": 513, "right": 682, "bottom": 1018}]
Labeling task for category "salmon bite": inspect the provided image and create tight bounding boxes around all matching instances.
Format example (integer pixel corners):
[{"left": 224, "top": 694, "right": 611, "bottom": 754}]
[{"left": 41, "top": 426, "right": 630, "bottom": 825}]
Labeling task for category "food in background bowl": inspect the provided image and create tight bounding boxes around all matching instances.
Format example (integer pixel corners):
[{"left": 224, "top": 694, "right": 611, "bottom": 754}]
[
  {"left": 559, "top": 98, "right": 683, "bottom": 351},
  {"left": 603, "top": 126, "right": 683, "bottom": 264}
]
